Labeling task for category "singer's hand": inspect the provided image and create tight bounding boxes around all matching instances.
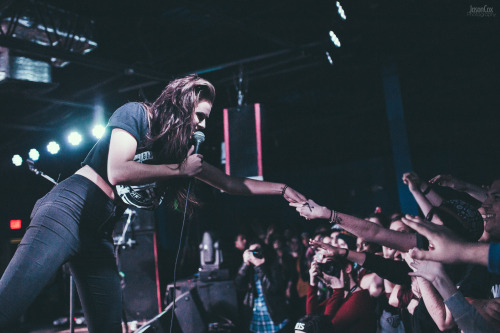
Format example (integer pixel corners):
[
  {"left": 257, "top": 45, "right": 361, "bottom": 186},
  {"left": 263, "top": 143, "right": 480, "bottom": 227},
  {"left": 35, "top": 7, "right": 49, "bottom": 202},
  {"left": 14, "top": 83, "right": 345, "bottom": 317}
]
[
  {"left": 180, "top": 146, "right": 203, "bottom": 177},
  {"left": 283, "top": 186, "right": 306, "bottom": 204}
]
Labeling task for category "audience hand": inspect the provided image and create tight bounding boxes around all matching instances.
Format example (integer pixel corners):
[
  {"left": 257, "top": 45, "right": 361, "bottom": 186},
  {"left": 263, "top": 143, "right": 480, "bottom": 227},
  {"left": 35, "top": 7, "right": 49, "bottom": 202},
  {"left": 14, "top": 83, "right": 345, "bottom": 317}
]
[
  {"left": 471, "top": 298, "right": 500, "bottom": 329},
  {"left": 402, "top": 215, "right": 467, "bottom": 264},
  {"left": 309, "top": 240, "right": 345, "bottom": 259},
  {"left": 407, "top": 259, "right": 446, "bottom": 283},
  {"left": 428, "top": 174, "right": 466, "bottom": 191},
  {"left": 309, "top": 261, "right": 321, "bottom": 286},
  {"left": 290, "top": 199, "right": 328, "bottom": 220},
  {"left": 402, "top": 172, "right": 422, "bottom": 192}
]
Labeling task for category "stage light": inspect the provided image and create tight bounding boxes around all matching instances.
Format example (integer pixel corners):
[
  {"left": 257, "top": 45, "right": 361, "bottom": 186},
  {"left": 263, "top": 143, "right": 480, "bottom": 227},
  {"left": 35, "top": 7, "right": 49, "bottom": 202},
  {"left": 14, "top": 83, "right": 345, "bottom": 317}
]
[
  {"left": 12, "top": 154, "right": 22, "bottom": 166},
  {"left": 47, "top": 141, "right": 60, "bottom": 154},
  {"left": 326, "top": 51, "right": 333, "bottom": 65},
  {"left": 68, "top": 131, "right": 82, "bottom": 146},
  {"left": 28, "top": 148, "right": 40, "bottom": 161},
  {"left": 91, "top": 124, "right": 105, "bottom": 139},
  {"left": 336, "top": 1, "right": 346, "bottom": 20},
  {"left": 329, "top": 31, "right": 341, "bottom": 47},
  {"left": 10, "top": 219, "right": 22, "bottom": 230}
]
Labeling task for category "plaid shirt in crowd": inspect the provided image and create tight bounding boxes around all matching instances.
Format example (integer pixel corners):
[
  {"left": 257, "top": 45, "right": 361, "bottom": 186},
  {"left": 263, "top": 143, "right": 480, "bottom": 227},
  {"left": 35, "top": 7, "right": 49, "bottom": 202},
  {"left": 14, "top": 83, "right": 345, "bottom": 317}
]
[{"left": 249, "top": 274, "right": 288, "bottom": 333}]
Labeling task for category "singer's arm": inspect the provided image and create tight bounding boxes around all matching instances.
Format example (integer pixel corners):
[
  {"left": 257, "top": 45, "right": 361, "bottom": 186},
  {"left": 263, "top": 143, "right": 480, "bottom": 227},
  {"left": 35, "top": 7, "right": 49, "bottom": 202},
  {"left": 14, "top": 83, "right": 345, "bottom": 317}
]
[
  {"left": 196, "top": 162, "right": 306, "bottom": 203},
  {"left": 107, "top": 128, "right": 202, "bottom": 185}
]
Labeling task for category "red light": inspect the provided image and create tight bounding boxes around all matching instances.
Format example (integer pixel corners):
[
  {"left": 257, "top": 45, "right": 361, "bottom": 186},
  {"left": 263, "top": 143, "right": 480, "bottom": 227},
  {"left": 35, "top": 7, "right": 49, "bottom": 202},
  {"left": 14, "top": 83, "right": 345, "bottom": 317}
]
[{"left": 10, "top": 220, "right": 21, "bottom": 230}]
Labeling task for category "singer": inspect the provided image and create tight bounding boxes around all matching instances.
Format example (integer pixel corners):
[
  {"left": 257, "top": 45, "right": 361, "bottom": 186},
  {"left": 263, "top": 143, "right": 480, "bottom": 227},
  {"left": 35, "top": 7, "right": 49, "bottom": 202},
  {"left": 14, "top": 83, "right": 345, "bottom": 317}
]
[{"left": 0, "top": 75, "right": 306, "bottom": 332}]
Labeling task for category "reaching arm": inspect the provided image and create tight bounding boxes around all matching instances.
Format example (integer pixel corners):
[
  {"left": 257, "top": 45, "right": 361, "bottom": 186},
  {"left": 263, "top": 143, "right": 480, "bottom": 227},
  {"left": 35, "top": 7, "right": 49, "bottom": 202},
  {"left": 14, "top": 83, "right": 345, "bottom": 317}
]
[
  {"left": 107, "top": 128, "right": 201, "bottom": 185},
  {"left": 295, "top": 200, "right": 417, "bottom": 251},
  {"left": 196, "top": 162, "right": 306, "bottom": 202},
  {"left": 429, "top": 174, "right": 488, "bottom": 203},
  {"left": 403, "top": 172, "right": 443, "bottom": 216},
  {"left": 402, "top": 215, "right": 490, "bottom": 267}
]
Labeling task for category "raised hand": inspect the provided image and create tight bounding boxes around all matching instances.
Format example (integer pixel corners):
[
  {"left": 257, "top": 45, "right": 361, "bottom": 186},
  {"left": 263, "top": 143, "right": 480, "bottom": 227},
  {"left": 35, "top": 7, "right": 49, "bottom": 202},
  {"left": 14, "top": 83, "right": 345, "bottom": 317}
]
[
  {"left": 180, "top": 145, "right": 203, "bottom": 177},
  {"left": 428, "top": 174, "right": 466, "bottom": 191},
  {"left": 309, "top": 260, "right": 321, "bottom": 286},
  {"left": 402, "top": 172, "right": 422, "bottom": 192},
  {"left": 282, "top": 186, "right": 307, "bottom": 204}
]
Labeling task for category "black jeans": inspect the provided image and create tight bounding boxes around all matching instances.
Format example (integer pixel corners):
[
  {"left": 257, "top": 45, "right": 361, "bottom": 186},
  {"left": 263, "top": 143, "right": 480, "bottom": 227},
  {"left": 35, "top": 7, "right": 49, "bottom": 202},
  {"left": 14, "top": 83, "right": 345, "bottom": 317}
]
[{"left": 0, "top": 175, "right": 126, "bottom": 332}]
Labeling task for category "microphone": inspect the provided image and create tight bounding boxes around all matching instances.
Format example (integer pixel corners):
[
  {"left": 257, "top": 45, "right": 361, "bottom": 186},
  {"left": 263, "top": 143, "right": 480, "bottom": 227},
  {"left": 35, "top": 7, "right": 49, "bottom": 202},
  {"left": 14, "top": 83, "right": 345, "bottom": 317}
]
[{"left": 192, "top": 131, "right": 205, "bottom": 154}]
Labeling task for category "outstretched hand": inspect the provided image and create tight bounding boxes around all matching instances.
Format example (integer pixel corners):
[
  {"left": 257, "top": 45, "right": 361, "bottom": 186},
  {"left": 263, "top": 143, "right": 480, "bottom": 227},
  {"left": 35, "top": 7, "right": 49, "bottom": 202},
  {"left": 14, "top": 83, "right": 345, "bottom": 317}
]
[
  {"left": 407, "top": 259, "right": 446, "bottom": 283},
  {"left": 290, "top": 199, "right": 327, "bottom": 221},
  {"left": 309, "top": 240, "right": 345, "bottom": 259},
  {"left": 428, "top": 174, "right": 466, "bottom": 191},
  {"left": 402, "top": 215, "right": 467, "bottom": 264},
  {"left": 282, "top": 186, "right": 307, "bottom": 204}
]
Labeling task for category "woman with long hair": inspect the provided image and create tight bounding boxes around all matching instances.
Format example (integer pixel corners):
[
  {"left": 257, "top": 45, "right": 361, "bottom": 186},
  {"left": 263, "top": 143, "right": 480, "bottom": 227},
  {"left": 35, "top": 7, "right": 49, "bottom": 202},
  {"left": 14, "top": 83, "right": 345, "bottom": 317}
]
[{"left": 0, "top": 75, "right": 306, "bottom": 332}]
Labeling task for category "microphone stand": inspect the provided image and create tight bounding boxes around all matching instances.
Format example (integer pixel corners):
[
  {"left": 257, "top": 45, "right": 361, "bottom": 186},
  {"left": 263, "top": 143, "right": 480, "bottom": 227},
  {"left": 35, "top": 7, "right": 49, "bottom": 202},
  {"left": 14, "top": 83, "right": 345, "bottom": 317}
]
[{"left": 26, "top": 159, "right": 76, "bottom": 333}]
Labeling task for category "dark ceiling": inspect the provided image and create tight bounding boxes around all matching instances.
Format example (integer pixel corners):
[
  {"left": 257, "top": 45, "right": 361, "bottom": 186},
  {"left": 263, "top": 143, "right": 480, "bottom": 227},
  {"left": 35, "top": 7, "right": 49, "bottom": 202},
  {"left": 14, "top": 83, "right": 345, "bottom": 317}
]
[{"left": 0, "top": 0, "right": 499, "bottom": 222}]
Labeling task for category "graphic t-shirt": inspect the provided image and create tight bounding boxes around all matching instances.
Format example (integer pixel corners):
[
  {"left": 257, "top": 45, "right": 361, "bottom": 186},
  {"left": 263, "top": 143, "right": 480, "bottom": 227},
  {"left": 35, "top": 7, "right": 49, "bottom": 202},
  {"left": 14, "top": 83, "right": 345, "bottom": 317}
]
[{"left": 82, "top": 102, "right": 165, "bottom": 209}]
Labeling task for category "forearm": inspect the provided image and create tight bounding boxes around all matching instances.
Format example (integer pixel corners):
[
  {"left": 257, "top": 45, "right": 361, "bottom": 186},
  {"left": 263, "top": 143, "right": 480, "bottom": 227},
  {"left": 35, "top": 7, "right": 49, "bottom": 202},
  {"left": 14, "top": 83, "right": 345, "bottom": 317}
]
[
  {"left": 323, "top": 209, "right": 417, "bottom": 251},
  {"left": 108, "top": 161, "right": 182, "bottom": 185},
  {"left": 462, "top": 183, "right": 488, "bottom": 202},
  {"left": 196, "top": 162, "right": 283, "bottom": 195},
  {"left": 409, "top": 188, "right": 434, "bottom": 217},
  {"left": 418, "top": 277, "right": 456, "bottom": 331},
  {"left": 460, "top": 242, "right": 489, "bottom": 267}
]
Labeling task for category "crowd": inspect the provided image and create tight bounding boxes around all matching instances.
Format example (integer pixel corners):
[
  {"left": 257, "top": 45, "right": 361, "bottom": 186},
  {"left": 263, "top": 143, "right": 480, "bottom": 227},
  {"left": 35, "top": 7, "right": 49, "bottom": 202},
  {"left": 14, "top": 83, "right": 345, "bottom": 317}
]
[{"left": 231, "top": 172, "right": 500, "bottom": 333}]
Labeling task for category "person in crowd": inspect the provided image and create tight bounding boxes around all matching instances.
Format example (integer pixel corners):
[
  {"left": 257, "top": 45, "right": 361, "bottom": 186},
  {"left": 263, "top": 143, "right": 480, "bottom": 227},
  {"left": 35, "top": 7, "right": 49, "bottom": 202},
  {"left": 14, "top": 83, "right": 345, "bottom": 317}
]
[
  {"left": 293, "top": 314, "right": 333, "bottom": 333},
  {"left": 0, "top": 74, "right": 306, "bottom": 332},
  {"left": 306, "top": 241, "right": 376, "bottom": 332},
  {"left": 235, "top": 240, "right": 291, "bottom": 333}
]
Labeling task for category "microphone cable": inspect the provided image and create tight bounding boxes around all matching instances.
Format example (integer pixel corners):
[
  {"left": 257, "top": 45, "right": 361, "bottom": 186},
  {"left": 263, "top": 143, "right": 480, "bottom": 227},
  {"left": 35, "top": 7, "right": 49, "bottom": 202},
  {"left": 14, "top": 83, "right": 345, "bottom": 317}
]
[{"left": 170, "top": 180, "right": 192, "bottom": 333}]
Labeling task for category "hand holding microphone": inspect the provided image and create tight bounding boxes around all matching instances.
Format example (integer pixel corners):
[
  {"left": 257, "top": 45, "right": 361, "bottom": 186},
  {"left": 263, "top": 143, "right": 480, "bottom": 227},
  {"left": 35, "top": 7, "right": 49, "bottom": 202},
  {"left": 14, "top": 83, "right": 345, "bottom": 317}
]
[{"left": 180, "top": 131, "right": 205, "bottom": 177}]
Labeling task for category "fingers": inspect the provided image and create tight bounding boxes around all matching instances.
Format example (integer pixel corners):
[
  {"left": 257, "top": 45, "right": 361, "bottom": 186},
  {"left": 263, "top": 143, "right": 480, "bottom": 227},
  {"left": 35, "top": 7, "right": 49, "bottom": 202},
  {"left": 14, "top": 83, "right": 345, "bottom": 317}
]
[
  {"left": 428, "top": 175, "right": 441, "bottom": 184},
  {"left": 187, "top": 145, "right": 195, "bottom": 156},
  {"left": 289, "top": 202, "right": 305, "bottom": 208},
  {"left": 401, "top": 216, "right": 433, "bottom": 236},
  {"left": 409, "top": 248, "right": 430, "bottom": 261}
]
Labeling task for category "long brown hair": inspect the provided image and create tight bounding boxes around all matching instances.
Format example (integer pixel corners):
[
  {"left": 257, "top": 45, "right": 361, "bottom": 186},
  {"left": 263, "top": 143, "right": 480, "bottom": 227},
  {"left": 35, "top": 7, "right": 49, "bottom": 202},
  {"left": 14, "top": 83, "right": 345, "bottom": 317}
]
[{"left": 145, "top": 74, "right": 215, "bottom": 211}]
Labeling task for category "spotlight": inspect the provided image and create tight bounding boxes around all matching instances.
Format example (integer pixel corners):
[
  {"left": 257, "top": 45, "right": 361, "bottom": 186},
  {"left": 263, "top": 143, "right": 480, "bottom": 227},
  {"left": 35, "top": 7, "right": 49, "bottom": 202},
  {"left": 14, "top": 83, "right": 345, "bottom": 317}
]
[
  {"left": 68, "top": 131, "right": 82, "bottom": 146},
  {"left": 325, "top": 51, "right": 333, "bottom": 65},
  {"left": 47, "top": 141, "right": 60, "bottom": 154},
  {"left": 28, "top": 148, "right": 40, "bottom": 161},
  {"left": 329, "top": 31, "right": 341, "bottom": 47},
  {"left": 12, "top": 154, "right": 23, "bottom": 166},
  {"left": 91, "top": 124, "right": 105, "bottom": 139},
  {"left": 336, "top": 1, "right": 346, "bottom": 20}
]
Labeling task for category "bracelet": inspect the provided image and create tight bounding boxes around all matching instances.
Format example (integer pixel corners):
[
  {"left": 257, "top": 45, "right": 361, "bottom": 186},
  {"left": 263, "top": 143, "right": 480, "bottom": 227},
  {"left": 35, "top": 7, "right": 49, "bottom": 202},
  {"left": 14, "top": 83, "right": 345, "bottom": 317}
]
[
  {"left": 342, "top": 249, "right": 349, "bottom": 259},
  {"left": 421, "top": 183, "right": 432, "bottom": 195},
  {"left": 281, "top": 184, "right": 289, "bottom": 196},
  {"left": 329, "top": 209, "right": 342, "bottom": 224}
]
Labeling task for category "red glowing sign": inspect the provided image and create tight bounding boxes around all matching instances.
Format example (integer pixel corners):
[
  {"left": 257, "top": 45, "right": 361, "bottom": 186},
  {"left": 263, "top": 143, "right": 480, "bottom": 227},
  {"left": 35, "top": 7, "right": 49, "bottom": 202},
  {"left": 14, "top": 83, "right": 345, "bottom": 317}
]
[{"left": 10, "top": 220, "right": 22, "bottom": 230}]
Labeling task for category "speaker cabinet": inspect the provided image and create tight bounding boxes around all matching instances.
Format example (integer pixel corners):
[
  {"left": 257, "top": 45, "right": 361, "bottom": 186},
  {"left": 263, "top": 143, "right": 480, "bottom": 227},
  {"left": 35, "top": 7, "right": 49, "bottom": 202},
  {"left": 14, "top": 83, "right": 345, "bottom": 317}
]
[{"left": 114, "top": 209, "right": 161, "bottom": 322}]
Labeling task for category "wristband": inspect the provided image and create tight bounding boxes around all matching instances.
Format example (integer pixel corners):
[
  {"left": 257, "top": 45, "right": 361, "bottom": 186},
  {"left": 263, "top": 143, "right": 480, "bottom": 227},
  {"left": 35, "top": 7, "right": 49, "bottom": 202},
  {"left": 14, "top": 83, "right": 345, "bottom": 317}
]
[
  {"left": 281, "top": 185, "right": 289, "bottom": 196},
  {"left": 421, "top": 183, "right": 432, "bottom": 195}
]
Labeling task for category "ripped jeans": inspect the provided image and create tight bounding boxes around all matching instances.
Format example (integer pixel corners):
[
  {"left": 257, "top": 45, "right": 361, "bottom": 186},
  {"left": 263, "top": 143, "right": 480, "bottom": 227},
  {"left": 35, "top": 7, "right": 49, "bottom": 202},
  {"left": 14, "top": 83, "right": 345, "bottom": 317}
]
[{"left": 0, "top": 174, "right": 126, "bottom": 333}]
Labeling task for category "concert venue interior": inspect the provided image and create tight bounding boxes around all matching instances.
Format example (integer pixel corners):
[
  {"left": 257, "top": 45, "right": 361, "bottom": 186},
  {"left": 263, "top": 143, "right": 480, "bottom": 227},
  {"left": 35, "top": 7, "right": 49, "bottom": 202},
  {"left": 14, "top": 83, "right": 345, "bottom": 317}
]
[{"left": 0, "top": 0, "right": 498, "bottom": 332}]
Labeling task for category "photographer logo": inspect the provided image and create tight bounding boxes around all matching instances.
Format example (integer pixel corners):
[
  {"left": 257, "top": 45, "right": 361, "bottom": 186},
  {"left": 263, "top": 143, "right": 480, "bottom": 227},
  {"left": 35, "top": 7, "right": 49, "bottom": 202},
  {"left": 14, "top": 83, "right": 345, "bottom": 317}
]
[{"left": 467, "top": 5, "right": 496, "bottom": 17}]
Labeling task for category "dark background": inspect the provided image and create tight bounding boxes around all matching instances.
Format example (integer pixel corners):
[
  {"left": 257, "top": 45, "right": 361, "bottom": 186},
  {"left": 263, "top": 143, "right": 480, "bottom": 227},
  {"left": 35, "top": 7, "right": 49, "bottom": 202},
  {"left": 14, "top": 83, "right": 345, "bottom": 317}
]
[{"left": 0, "top": 0, "right": 498, "bottom": 324}]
